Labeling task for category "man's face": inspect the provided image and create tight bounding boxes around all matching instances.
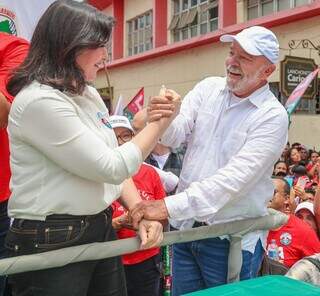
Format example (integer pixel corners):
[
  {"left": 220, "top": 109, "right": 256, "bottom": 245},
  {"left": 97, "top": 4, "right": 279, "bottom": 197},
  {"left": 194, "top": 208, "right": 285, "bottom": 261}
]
[
  {"left": 296, "top": 209, "right": 317, "bottom": 233},
  {"left": 225, "top": 42, "right": 274, "bottom": 97},
  {"left": 269, "top": 179, "right": 290, "bottom": 214},
  {"left": 299, "top": 148, "right": 308, "bottom": 161},
  {"left": 274, "top": 162, "right": 287, "bottom": 176}
]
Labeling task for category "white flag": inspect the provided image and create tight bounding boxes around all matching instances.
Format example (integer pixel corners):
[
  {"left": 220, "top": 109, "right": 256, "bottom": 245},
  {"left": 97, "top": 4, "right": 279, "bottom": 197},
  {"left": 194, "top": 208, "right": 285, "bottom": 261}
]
[
  {"left": 113, "top": 95, "right": 125, "bottom": 116},
  {"left": 0, "top": 0, "right": 55, "bottom": 40}
]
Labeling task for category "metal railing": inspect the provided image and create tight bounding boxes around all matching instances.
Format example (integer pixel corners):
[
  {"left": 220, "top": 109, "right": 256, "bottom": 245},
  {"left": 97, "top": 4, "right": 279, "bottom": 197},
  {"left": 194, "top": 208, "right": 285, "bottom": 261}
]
[{"left": 0, "top": 209, "right": 288, "bottom": 282}]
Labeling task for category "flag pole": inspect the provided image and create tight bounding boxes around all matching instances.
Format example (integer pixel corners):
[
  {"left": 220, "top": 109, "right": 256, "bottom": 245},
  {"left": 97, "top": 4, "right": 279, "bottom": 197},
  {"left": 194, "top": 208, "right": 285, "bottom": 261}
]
[{"left": 103, "top": 63, "right": 113, "bottom": 102}]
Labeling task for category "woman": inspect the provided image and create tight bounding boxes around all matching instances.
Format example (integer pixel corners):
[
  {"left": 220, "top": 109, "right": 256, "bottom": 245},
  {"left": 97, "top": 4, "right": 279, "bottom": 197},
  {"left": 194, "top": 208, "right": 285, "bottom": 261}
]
[
  {"left": 287, "top": 147, "right": 302, "bottom": 174},
  {"left": 5, "top": 1, "right": 179, "bottom": 295},
  {"left": 272, "top": 160, "right": 288, "bottom": 177}
]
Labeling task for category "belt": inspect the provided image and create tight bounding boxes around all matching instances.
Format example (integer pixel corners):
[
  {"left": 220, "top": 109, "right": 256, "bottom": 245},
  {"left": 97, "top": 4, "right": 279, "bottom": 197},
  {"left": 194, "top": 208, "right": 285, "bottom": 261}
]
[{"left": 192, "top": 221, "right": 208, "bottom": 228}]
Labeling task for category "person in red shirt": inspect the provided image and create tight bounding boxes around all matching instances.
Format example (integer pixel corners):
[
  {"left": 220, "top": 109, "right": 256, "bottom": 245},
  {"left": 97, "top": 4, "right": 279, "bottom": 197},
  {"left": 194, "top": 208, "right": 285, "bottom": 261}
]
[
  {"left": 306, "top": 151, "right": 319, "bottom": 184},
  {"left": 109, "top": 115, "right": 166, "bottom": 296},
  {"left": 0, "top": 32, "right": 29, "bottom": 295},
  {"left": 267, "top": 177, "right": 320, "bottom": 268}
]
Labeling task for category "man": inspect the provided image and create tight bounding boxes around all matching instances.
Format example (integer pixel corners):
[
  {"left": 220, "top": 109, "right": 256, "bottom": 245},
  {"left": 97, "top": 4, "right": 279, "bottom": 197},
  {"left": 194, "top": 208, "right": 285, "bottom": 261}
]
[
  {"left": 268, "top": 178, "right": 320, "bottom": 268},
  {"left": 0, "top": 32, "right": 29, "bottom": 296},
  {"left": 299, "top": 145, "right": 309, "bottom": 163},
  {"left": 132, "top": 110, "right": 182, "bottom": 295},
  {"left": 295, "top": 202, "right": 318, "bottom": 235},
  {"left": 109, "top": 115, "right": 166, "bottom": 296},
  {"left": 131, "top": 26, "right": 288, "bottom": 295}
]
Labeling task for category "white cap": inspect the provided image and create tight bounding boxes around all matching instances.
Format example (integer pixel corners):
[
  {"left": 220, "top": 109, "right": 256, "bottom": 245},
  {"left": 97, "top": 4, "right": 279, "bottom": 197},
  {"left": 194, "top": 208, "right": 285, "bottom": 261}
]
[
  {"left": 295, "top": 201, "right": 315, "bottom": 215},
  {"left": 220, "top": 26, "right": 279, "bottom": 64},
  {"left": 109, "top": 115, "right": 134, "bottom": 132}
]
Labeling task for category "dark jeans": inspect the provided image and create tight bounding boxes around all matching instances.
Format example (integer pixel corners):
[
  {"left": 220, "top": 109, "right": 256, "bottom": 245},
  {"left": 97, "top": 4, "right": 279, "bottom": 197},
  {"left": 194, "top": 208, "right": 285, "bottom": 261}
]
[
  {"left": 124, "top": 254, "right": 160, "bottom": 296},
  {"left": 0, "top": 201, "right": 10, "bottom": 296},
  {"left": 5, "top": 208, "right": 127, "bottom": 296}
]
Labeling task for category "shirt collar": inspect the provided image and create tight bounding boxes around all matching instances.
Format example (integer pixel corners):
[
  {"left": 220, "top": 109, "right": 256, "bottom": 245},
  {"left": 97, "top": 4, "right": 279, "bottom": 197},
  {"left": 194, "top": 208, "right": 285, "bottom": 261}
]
[
  {"left": 226, "top": 82, "right": 270, "bottom": 109},
  {"left": 247, "top": 83, "right": 270, "bottom": 108}
]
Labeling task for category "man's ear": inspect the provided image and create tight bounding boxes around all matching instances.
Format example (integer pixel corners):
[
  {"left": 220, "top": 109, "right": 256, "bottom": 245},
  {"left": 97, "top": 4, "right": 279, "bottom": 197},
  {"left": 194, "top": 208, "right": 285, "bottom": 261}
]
[{"left": 263, "top": 64, "right": 276, "bottom": 78}]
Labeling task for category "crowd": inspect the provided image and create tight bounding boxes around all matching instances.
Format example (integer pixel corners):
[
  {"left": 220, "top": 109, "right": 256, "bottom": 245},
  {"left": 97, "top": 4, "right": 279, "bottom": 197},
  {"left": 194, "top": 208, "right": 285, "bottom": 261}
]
[
  {"left": 268, "top": 144, "right": 320, "bottom": 269},
  {"left": 0, "top": 1, "right": 320, "bottom": 296},
  {"left": 266, "top": 143, "right": 320, "bottom": 279}
]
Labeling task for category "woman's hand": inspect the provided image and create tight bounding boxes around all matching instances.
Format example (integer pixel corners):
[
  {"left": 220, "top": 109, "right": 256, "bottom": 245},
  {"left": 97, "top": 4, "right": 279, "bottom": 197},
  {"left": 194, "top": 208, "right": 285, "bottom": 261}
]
[
  {"left": 138, "top": 219, "right": 163, "bottom": 250},
  {"left": 147, "top": 88, "right": 181, "bottom": 123}
]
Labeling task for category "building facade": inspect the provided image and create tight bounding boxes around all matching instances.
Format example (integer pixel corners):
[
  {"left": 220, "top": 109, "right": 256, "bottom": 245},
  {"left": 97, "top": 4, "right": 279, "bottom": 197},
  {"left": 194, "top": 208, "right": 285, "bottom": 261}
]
[{"left": 88, "top": 0, "right": 320, "bottom": 149}]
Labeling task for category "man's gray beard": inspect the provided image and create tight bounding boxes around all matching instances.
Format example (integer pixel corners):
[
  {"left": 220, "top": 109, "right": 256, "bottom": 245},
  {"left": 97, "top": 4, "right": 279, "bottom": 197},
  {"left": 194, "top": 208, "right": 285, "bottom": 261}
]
[{"left": 226, "top": 69, "right": 262, "bottom": 94}]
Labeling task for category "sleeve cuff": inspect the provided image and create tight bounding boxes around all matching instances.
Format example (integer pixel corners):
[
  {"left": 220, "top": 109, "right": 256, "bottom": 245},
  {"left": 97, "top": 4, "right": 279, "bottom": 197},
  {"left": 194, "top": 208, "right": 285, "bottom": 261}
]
[
  {"left": 116, "top": 142, "right": 143, "bottom": 176},
  {"left": 164, "top": 191, "right": 190, "bottom": 220}
]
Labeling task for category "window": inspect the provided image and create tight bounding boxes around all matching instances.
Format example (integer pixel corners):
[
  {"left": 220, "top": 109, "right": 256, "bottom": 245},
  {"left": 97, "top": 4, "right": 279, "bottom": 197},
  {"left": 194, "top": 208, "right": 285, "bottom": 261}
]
[
  {"left": 277, "top": 0, "right": 291, "bottom": 10},
  {"left": 127, "top": 11, "right": 153, "bottom": 56},
  {"left": 170, "top": 0, "right": 218, "bottom": 42},
  {"left": 247, "top": 0, "right": 312, "bottom": 20}
]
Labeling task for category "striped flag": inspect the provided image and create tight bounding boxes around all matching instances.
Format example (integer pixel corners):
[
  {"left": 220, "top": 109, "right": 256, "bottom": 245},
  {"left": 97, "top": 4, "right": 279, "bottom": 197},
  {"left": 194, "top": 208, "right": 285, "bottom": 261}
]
[{"left": 285, "top": 67, "right": 319, "bottom": 116}]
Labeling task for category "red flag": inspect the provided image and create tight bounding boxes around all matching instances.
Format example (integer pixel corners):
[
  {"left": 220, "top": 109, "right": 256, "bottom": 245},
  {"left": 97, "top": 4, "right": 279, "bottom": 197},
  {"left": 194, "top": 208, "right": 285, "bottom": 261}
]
[{"left": 124, "top": 87, "right": 144, "bottom": 120}]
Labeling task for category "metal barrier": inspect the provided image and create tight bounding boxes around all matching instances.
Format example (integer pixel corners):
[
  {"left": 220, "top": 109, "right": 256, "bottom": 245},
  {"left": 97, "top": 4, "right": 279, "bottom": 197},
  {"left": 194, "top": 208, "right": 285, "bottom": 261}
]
[{"left": 0, "top": 209, "right": 288, "bottom": 279}]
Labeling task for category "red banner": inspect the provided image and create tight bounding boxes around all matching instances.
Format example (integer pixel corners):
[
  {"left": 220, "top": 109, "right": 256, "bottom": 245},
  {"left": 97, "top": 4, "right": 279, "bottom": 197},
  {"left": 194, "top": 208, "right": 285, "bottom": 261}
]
[{"left": 124, "top": 87, "right": 144, "bottom": 120}]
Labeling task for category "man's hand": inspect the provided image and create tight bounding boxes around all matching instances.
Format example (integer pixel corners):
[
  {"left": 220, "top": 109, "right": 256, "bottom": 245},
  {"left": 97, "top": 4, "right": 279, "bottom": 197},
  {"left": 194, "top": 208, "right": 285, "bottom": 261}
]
[
  {"left": 130, "top": 200, "right": 169, "bottom": 229},
  {"left": 138, "top": 219, "right": 163, "bottom": 249}
]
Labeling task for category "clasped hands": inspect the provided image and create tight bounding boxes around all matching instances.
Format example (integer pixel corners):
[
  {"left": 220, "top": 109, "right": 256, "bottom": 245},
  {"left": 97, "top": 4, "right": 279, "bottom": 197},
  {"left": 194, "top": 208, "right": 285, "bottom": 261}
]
[
  {"left": 147, "top": 86, "right": 181, "bottom": 124},
  {"left": 126, "top": 200, "right": 170, "bottom": 249}
]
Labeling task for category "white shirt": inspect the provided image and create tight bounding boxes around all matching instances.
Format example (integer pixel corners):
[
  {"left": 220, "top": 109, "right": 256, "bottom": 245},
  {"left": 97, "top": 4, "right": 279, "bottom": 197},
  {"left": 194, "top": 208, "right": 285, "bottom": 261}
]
[
  {"left": 144, "top": 162, "right": 179, "bottom": 193},
  {"left": 162, "top": 77, "right": 288, "bottom": 252},
  {"left": 151, "top": 153, "right": 170, "bottom": 170},
  {"left": 8, "top": 81, "right": 142, "bottom": 220}
]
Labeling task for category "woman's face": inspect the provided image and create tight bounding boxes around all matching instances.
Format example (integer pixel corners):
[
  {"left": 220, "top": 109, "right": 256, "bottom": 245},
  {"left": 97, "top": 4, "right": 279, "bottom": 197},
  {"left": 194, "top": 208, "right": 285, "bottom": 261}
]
[
  {"left": 290, "top": 148, "right": 301, "bottom": 163},
  {"left": 311, "top": 152, "right": 319, "bottom": 164},
  {"left": 274, "top": 162, "right": 287, "bottom": 176},
  {"left": 76, "top": 47, "right": 107, "bottom": 82}
]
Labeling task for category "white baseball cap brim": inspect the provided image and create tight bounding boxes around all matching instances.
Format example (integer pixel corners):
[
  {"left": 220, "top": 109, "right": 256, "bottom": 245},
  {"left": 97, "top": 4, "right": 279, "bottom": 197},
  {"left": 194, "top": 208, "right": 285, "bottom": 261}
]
[
  {"left": 295, "top": 201, "right": 315, "bottom": 215},
  {"left": 109, "top": 115, "right": 134, "bottom": 132}
]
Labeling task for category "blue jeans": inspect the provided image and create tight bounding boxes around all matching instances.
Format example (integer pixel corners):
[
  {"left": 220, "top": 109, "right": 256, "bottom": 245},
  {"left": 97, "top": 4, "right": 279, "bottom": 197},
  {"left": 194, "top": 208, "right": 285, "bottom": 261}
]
[
  {"left": 5, "top": 208, "right": 127, "bottom": 296},
  {"left": 172, "top": 237, "right": 264, "bottom": 296},
  {"left": 0, "top": 201, "right": 10, "bottom": 296}
]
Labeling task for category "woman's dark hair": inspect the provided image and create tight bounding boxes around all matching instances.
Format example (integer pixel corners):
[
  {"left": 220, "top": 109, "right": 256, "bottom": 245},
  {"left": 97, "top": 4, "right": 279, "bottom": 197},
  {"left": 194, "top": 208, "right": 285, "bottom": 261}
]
[
  {"left": 287, "top": 147, "right": 302, "bottom": 166},
  {"left": 7, "top": 0, "right": 114, "bottom": 96}
]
